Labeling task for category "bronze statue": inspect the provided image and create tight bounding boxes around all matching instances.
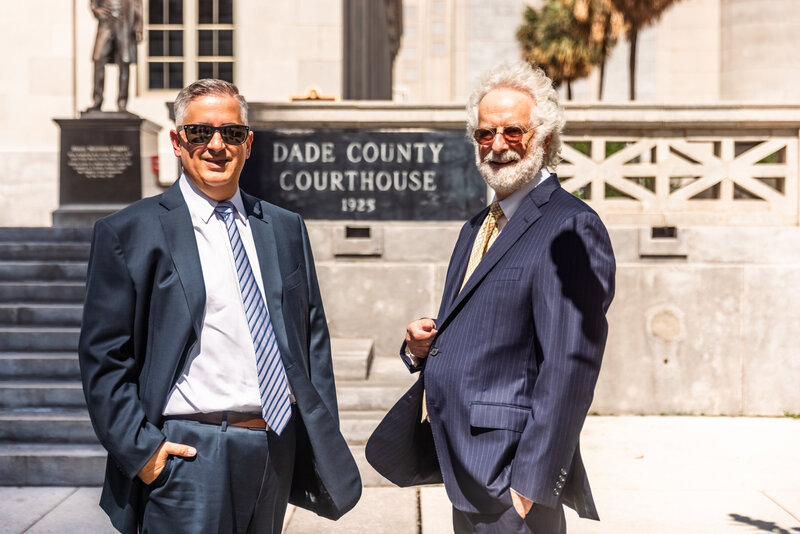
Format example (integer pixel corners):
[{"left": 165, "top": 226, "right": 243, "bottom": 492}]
[{"left": 87, "top": 0, "right": 143, "bottom": 112}]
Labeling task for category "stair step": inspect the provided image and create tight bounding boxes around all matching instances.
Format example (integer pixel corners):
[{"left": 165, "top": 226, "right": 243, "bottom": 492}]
[
  {"left": 0, "top": 243, "right": 91, "bottom": 262},
  {"left": 368, "top": 355, "right": 417, "bottom": 381},
  {"left": 0, "top": 381, "right": 86, "bottom": 409},
  {"left": 349, "top": 444, "right": 391, "bottom": 487},
  {"left": 0, "top": 409, "right": 97, "bottom": 444},
  {"left": 0, "top": 304, "right": 83, "bottom": 326},
  {"left": 0, "top": 327, "right": 80, "bottom": 352},
  {"left": 331, "top": 338, "right": 374, "bottom": 381},
  {"left": 335, "top": 382, "right": 411, "bottom": 412},
  {"left": 340, "top": 410, "right": 385, "bottom": 445},
  {"left": 0, "top": 227, "right": 93, "bottom": 243},
  {"left": 0, "top": 353, "right": 80, "bottom": 379},
  {"left": 0, "top": 443, "right": 105, "bottom": 485},
  {"left": 0, "top": 262, "right": 87, "bottom": 282},
  {"left": 0, "top": 282, "right": 85, "bottom": 304}
]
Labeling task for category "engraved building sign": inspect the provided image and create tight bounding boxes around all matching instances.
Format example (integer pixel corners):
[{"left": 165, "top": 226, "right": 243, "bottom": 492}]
[{"left": 240, "top": 130, "right": 486, "bottom": 220}]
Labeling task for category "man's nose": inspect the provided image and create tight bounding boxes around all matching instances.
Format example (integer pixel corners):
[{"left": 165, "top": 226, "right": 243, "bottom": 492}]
[
  {"left": 206, "top": 130, "right": 225, "bottom": 150},
  {"left": 491, "top": 131, "right": 509, "bottom": 152}
]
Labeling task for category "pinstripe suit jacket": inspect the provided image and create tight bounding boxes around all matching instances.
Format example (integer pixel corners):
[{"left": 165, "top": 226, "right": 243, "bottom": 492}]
[{"left": 369, "top": 174, "right": 615, "bottom": 519}]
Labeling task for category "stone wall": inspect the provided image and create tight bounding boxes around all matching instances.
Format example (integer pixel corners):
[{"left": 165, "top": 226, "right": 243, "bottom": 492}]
[
  {"left": 598, "top": 226, "right": 800, "bottom": 416},
  {"left": 308, "top": 222, "right": 800, "bottom": 416}
]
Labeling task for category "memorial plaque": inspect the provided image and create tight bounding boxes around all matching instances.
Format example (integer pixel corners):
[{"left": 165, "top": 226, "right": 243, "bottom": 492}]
[
  {"left": 240, "top": 129, "right": 486, "bottom": 220},
  {"left": 56, "top": 116, "right": 144, "bottom": 204},
  {"left": 53, "top": 114, "right": 160, "bottom": 226}
]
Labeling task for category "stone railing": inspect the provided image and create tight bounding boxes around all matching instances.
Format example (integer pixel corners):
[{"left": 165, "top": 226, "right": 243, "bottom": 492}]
[{"left": 561, "top": 103, "right": 800, "bottom": 226}]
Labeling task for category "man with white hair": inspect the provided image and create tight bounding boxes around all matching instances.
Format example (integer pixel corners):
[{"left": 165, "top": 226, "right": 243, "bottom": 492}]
[{"left": 368, "top": 62, "right": 616, "bottom": 533}]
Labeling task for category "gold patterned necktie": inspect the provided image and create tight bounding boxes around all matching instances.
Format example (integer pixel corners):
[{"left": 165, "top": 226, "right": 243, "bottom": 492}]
[{"left": 460, "top": 201, "right": 504, "bottom": 291}]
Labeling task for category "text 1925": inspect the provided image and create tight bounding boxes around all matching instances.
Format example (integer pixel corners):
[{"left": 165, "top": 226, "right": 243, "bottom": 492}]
[{"left": 341, "top": 198, "right": 376, "bottom": 213}]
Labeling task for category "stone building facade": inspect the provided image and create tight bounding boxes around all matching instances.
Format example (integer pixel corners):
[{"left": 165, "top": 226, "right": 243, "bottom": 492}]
[{"left": 1, "top": 0, "right": 798, "bottom": 414}]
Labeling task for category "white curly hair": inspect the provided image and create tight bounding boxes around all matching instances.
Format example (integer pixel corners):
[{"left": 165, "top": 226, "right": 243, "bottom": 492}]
[{"left": 466, "top": 62, "right": 565, "bottom": 168}]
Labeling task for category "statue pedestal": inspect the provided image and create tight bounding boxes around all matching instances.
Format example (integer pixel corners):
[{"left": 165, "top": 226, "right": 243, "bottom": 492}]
[{"left": 52, "top": 111, "right": 161, "bottom": 227}]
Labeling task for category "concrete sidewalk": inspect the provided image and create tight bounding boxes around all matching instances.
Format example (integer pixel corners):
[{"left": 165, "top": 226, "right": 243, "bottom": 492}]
[{"left": 4, "top": 417, "right": 799, "bottom": 533}]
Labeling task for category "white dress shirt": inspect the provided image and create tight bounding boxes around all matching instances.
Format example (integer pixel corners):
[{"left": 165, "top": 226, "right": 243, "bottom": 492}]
[{"left": 163, "top": 175, "right": 267, "bottom": 415}]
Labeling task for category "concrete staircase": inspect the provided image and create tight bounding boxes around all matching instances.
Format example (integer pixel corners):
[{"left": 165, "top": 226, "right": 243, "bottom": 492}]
[
  {"left": 332, "top": 339, "right": 416, "bottom": 486},
  {"left": 0, "top": 227, "right": 102, "bottom": 485},
  {"left": 0, "top": 228, "right": 413, "bottom": 486}
]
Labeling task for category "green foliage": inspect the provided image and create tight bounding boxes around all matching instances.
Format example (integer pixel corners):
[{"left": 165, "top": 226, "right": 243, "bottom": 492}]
[
  {"left": 605, "top": 140, "right": 629, "bottom": 157},
  {"left": 517, "top": 0, "right": 600, "bottom": 89},
  {"left": 608, "top": 0, "right": 680, "bottom": 36},
  {"left": 568, "top": 140, "right": 591, "bottom": 156}
]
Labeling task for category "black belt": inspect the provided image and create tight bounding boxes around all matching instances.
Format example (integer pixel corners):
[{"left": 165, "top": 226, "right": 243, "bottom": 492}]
[{"left": 165, "top": 411, "right": 267, "bottom": 429}]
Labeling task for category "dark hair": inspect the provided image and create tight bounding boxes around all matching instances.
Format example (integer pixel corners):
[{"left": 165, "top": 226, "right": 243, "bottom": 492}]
[{"left": 174, "top": 79, "right": 248, "bottom": 126}]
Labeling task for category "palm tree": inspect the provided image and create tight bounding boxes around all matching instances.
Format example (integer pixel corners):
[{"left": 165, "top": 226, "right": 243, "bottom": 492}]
[
  {"left": 572, "top": 0, "right": 625, "bottom": 100},
  {"left": 608, "top": 0, "right": 681, "bottom": 99},
  {"left": 517, "top": 0, "right": 600, "bottom": 99}
]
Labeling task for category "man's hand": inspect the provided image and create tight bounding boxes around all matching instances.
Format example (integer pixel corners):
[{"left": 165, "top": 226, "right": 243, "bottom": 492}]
[
  {"left": 405, "top": 318, "right": 437, "bottom": 360},
  {"left": 510, "top": 488, "right": 534, "bottom": 519},
  {"left": 137, "top": 440, "right": 196, "bottom": 485}
]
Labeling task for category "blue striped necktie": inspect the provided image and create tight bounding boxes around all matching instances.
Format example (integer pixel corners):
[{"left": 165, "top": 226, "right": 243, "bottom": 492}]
[{"left": 214, "top": 201, "right": 292, "bottom": 434}]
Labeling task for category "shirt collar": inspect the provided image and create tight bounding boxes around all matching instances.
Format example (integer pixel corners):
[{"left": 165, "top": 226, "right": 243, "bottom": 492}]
[
  {"left": 179, "top": 174, "right": 248, "bottom": 225},
  {"left": 495, "top": 166, "right": 551, "bottom": 222}
]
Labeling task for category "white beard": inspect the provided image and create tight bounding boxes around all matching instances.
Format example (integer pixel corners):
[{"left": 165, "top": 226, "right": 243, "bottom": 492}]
[{"left": 475, "top": 142, "right": 544, "bottom": 199}]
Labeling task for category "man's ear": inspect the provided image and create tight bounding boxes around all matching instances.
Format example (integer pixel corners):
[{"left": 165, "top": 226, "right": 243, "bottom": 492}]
[
  {"left": 169, "top": 129, "right": 182, "bottom": 157},
  {"left": 544, "top": 134, "right": 552, "bottom": 153},
  {"left": 244, "top": 130, "right": 254, "bottom": 159}
]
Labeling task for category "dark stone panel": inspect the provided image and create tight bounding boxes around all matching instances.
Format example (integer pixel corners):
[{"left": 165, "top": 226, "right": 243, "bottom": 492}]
[
  {"left": 240, "top": 129, "right": 486, "bottom": 221},
  {"left": 54, "top": 117, "right": 144, "bottom": 205}
]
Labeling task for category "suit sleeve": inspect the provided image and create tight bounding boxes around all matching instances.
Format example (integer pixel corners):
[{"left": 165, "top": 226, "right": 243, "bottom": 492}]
[
  {"left": 299, "top": 217, "right": 339, "bottom": 422},
  {"left": 398, "top": 341, "right": 426, "bottom": 373},
  {"left": 78, "top": 219, "right": 165, "bottom": 480},
  {"left": 510, "top": 211, "right": 615, "bottom": 508}
]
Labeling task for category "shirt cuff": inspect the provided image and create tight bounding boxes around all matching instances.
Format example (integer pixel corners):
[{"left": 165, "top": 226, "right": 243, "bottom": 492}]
[{"left": 404, "top": 347, "right": 422, "bottom": 368}]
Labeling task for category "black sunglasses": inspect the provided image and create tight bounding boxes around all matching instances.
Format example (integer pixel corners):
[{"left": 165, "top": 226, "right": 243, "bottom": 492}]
[
  {"left": 473, "top": 125, "right": 531, "bottom": 146},
  {"left": 180, "top": 124, "right": 250, "bottom": 145}
]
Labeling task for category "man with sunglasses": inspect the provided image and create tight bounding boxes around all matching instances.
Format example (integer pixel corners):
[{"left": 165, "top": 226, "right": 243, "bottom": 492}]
[
  {"left": 368, "top": 62, "right": 615, "bottom": 533},
  {"left": 79, "top": 79, "right": 360, "bottom": 533}
]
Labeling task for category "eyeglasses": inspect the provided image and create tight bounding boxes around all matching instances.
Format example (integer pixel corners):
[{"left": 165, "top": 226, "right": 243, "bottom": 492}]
[
  {"left": 473, "top": 125, "right": 532, "bottom": 146},
  {"left": 180, "top": 124, "right": 250, "bottom": 145}
]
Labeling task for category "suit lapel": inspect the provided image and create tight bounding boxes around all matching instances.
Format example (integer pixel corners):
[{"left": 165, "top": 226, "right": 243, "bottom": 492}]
[
  {"left": 241, "top": 193, "right": 292, "bottom": 369},
  {"left": 438, "top": 209, "right": 485, "bottom": 320},
  {"left": 158, "top": 183, "right": 206, "bottom": 338},
  {"left": 437, "top": 175, "right": 560, "bottom": 332}
]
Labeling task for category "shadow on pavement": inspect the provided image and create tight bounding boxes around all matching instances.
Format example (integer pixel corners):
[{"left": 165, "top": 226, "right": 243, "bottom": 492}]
[{"left": 729, "top": 513, "right": 800, "bottom": 533}]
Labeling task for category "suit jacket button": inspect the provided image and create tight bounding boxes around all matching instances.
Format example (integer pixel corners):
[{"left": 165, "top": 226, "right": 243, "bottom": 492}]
[
  {"left": 553, "top": 488, "right": 560, "bottom": 495},
  {"left": 560, "top": 468, "right": 568, "bottom": 476},
  {"left": 429, "top": 347, "right": 439, "bottom": 356}
]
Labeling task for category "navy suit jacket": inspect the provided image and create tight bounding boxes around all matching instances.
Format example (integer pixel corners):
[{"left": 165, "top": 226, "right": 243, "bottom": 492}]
[
  {"left": 79, "top": 182, "right": 361, "bottom": 533},
  {"left": 367, "top": 175, "right": 615, "bottom": 518}
]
